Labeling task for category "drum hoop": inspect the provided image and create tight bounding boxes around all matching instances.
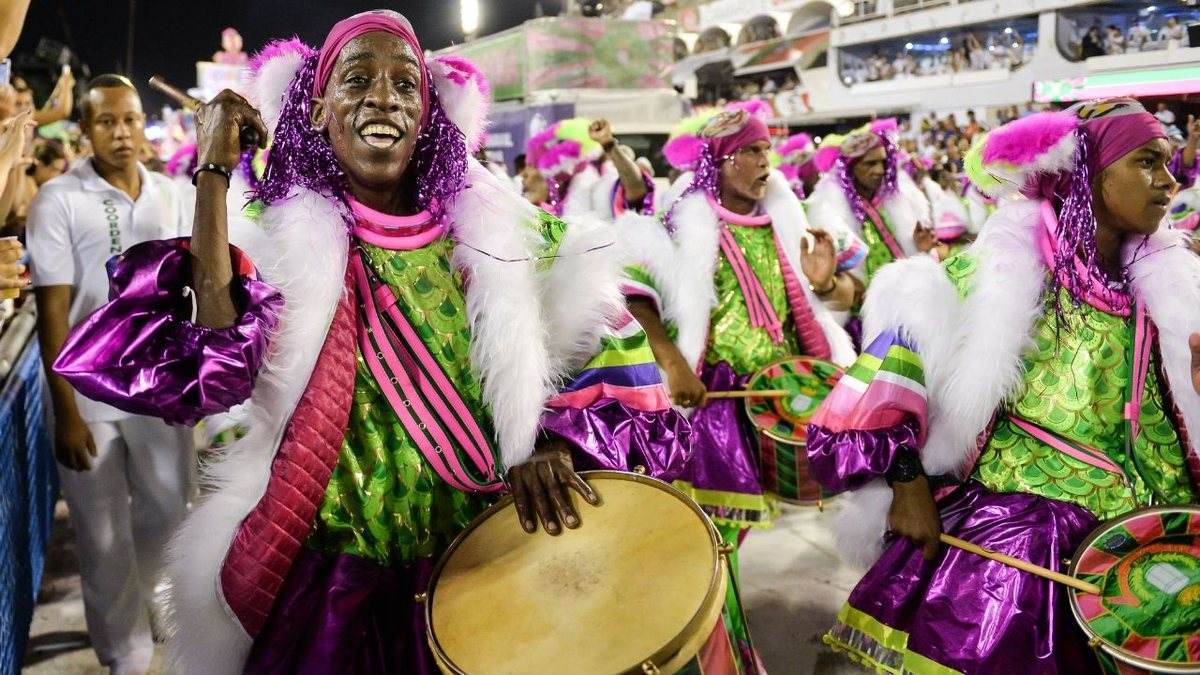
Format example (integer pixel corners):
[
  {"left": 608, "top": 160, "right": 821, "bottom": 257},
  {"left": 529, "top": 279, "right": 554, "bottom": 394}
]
[
  {"left": 1065, "top": 504, "right": 1200, "bottom": 674},
  {"left": 424, "top": 470, "right": 727, "bottom": 675},
  {"left": 744, "top": 356, "right": 841, "bottom": 446}
]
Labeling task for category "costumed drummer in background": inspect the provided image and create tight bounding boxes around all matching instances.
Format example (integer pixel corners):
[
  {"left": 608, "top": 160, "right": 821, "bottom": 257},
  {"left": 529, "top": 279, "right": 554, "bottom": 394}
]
[
  {"left": 619, "top": 103, "right": 858, "bottom": 671},
  {"left": 806, "top": 99, "right": 1200, "bottom": 673},
  {"left": 50, "top": 10, "right": 693, "bottom": 674}
]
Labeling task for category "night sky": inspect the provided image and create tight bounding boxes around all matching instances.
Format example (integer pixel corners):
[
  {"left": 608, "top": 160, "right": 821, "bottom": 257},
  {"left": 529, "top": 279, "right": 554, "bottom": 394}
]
[{"left": 13, "top": 0, "right": 565, "bottom": 112}]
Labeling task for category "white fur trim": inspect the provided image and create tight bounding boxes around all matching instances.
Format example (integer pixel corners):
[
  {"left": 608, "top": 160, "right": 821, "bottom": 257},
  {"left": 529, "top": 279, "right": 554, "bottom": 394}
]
[
  {"left": 562, "top": 164, "right": 602, "bottom": 218},
  {"left": 250, "top": 51, "right": 306, "bottom": 135},
  {"left": 430, "top": 56, "right": 491, "bottom": 153},
  {"left": 831, "top": 480, "right": 894, "bottom": 569},
  {"left": 451, "top": 160, "right": 554, "bottom": 468},
  {"left": 805, "top": 171, "right": 929, "bottom": 260},
  {"left": 540, "top": 212, "right": 625, "bottom": 379},
  {"left": 163, "top": 190, "right": 351, "bottom": 675},
  {"left": 1129, "top": 227, "right": 1200, "bottom": 460}
]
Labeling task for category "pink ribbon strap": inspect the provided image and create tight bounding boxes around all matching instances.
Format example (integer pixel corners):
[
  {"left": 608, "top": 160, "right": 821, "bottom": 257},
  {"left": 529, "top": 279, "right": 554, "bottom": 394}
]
[
  {"left": 718, "top": 224, "right": 785, "bottom": 344},
  {"left": 862, "top": 201, "right": 906, "bottom": 261}
]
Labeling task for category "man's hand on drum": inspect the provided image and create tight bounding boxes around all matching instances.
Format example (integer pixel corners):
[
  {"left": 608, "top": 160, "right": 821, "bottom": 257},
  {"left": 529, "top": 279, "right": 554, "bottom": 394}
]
[{"left": 509, "top": 437, "right": 600, "bottom": 536}]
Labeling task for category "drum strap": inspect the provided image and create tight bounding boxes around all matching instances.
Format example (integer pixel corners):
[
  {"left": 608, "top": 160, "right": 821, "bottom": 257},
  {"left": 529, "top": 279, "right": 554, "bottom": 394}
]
[
  {"left": 718, "top": 224, "right": 785, "bottom": 344},
  {"left": 1008, "top": 416, "right": 1127, "bottom": 478},
  {"left": 351, "top": 250, "right": 503, "bottom": 493},
  {"left": 1125, "top": 301, "right": 1154, "bottom": 442},
  {"left": 861, "top": 202, "right": 906, "bottom": 261}
]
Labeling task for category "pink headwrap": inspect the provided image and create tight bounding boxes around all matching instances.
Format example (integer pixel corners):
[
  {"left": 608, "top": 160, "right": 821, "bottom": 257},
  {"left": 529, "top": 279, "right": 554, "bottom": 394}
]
[
  {"left": 704, "top": 111, "right": 771, "bottom": 161},
  {"left": 312, "top": 10, "right": 430, "bottom": 127},
  {"left": 1072, "top": 99, "right": 1165, "bottom": 175}
]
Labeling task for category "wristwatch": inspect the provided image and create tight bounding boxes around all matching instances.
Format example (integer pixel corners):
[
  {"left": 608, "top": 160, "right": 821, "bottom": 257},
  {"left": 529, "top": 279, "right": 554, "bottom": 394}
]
[{"left": 885, "top": 447, "right": 925, "bottom": 485}]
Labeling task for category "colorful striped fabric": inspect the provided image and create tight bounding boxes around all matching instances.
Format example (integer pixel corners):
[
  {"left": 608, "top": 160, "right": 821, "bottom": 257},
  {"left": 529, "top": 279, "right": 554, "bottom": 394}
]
[
  {"left": 546, "top": 310, "right": 673, "bottom": 412},
  {"left": 835, "top": 230, "right": 868, "bottom": 273},
  {"left": 810, "top": 328, "right": 928, "bottom": 443},
  {"left": 621, "top": 264, "right": 663, "bottom": 314}
]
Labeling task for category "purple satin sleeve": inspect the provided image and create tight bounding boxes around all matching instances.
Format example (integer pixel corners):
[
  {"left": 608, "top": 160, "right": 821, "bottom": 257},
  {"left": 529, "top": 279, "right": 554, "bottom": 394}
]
[
  {"left": 805, "top": 419, "right": 920, "bottom": 494},
  {"left": 540, "top": 401, "right": 691, "bottom": 483},
  {"left": 53, "top": 238, "right": 284, "bottom": 426}
]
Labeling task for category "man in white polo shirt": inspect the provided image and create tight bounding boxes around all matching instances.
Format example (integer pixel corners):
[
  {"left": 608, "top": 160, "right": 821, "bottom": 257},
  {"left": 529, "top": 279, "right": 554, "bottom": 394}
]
[{"left": 26, "top": 74, "right": 193, "bottom": 675}]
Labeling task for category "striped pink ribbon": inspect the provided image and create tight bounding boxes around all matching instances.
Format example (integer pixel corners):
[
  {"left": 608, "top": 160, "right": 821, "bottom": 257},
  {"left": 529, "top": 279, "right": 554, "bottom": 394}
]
[{"left": 718, "top": 224, "right": 784, "bottom": 343}]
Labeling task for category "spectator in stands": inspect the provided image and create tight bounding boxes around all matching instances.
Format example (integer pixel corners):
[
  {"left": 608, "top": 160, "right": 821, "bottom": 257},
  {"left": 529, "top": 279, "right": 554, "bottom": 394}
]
[
  {"left": 1161, "top": 16, "right": 1185, "bottom": 47},
  {"left": 1105, "top": 25, "right": 1126, "bottom": 54},
  {"left": 1081, "top": 24, "right": 1106, "bottom": 58},
  {"left": 1156, "top": 102, "right": 1178, "bottom": 130},
  {"left": 13, "top": 69, "right": 75, "bottom": 126},
  {"left": 27, "top": 74, "right": 195, "bottom": 675},
  {"left": 1128, "top": 20, "right": 1152, "bottom": 51},
  {"left": 964, "top": 109, "right": 984, "bottom": 139},
  {"left": 29, "top": 138, "right": 67, "bottom": 187}
]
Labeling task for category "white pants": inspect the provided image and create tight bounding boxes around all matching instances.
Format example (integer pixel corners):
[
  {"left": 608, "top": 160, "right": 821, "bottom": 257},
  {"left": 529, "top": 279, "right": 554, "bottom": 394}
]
[{"left": 56, "top": 416, "right": 194, "bottom": 674}]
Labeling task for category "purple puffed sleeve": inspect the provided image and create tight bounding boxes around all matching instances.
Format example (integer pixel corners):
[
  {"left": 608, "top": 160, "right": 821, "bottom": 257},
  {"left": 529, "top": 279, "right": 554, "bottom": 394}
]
[
  {"left": 805, "top": 328, "right": 928, "bottom": 493},
  {"left": 539, "top": 312, "right": 690, "bottom": 482},
  {"left": 53, "top": 238, "right": 283, "bottom": 426}
]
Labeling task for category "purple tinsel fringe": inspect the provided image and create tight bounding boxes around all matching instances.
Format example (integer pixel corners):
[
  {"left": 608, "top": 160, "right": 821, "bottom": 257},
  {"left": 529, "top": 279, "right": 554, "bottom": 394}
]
[
  {"left": 836, "top": 135, "right": 899, "bottom": 223},
  {"left": 665, "top": 145, "right": 720, "bottom": 233},
  {"left": 253, "top": 53, "right": 467, "bottom": 226}
]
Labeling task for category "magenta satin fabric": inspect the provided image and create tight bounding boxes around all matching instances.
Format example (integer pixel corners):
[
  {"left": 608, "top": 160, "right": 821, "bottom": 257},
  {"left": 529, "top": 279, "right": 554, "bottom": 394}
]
[
  {"left": 842, "top": 481, "right": 1102, "bottom": 674},
  {"left": 806, "top": 420, "right": 920, "bottom": 494},
  {"left": 540, "top": 398, "right": 691, "bottom": 481},
  {"left": 244, "top": 549, "right": 437, "bottom": 675},
  {"left": 53, "top": 238, "right": 283, "bottom": 426},
  {"left": 681, "top": 361, "right": 765, "bottom": 496}
]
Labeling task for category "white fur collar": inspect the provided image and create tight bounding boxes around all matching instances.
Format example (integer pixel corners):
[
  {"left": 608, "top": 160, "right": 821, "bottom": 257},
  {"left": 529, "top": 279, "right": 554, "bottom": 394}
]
[{"left": 838, "top": 199, "right": 1200, "bottom": 566}]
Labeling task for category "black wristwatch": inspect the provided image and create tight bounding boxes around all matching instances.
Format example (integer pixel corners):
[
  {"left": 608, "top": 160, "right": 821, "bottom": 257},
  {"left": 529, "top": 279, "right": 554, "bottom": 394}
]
[{"left": 885, "top": 447, "right": 925, "bottom": 485}]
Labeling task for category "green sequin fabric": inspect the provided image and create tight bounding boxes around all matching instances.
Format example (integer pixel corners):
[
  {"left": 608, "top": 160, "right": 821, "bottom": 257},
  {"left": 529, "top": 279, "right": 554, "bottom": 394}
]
[
  {"left": 860, "top": 211, "right": 899, "bottom": 281},
  {"left": 706, "top": 223, "right": 800, "bottom": 375},
  {"left": 306, "top": 241, "right": 495, "bottom": 566},
  {"left": 970, "top": 288, "right": 1194, "bottom": 520}
]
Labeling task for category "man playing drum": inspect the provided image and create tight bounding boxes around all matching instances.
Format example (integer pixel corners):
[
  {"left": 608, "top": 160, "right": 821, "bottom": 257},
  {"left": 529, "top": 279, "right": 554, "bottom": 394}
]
[
  {"left": 620, "top": 103, "right": 858, "bottom": 671},
  {"left": 807, "top": 99, "right": 1200, "bottom": 673},
  {"left": 51, "top": 10, "right": 693, "bottom": 674}
]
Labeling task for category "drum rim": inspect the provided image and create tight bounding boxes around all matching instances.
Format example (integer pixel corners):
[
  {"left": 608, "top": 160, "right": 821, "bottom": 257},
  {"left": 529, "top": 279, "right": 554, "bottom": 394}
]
[
  {"left": 424, "top": 470, "right": 727, "bottom": 675},
  {"left": 1065, "top": 504, "right": 1200, "bottom": 673},
  {"left": 744, "top": 355, "right": 841, "bottom": 446}
]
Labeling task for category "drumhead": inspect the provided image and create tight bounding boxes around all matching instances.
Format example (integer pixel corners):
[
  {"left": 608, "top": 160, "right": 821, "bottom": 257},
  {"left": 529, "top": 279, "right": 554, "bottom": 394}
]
[
  {"left": 426, "top": 471, "right": 726, "bottom": 675},
  {"left": 745, "top": 357, "right": 843, "bottom": 445},
  {"left": 1067, "top": 505, "right": 1200, "bottom": 673}
]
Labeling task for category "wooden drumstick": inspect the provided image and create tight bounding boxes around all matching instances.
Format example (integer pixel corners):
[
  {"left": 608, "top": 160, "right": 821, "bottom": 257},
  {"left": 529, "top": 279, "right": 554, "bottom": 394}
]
[
  {"left": 149, "top": 76, "right": 261, "bottom": 149},
  {"left": 705, "top": 389, "right": 791, "bottom": 399},
  {"left": 940, "top": 534, "right": 1101, "bottom": 595}
]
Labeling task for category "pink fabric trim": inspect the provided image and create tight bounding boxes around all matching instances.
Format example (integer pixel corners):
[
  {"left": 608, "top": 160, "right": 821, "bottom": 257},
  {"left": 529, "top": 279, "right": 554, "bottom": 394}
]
[
  {"left": 862, "top": 201, "right": 906, "bottom": 261},
  {"left": 350, "top": 201, "right": 446, "bottom": 250},
  {"left": 772, "top": 227, "right": 832, "bottom": 361},
  {"left": 220, "top": 269, "right": 359, "bottom": 636},
  {"left": 1037, "top": 200, "right": 1131, "bottom": 316},
  {"left": 351, "top": 256, "right": 500, "bottom": 491},
  {"left": 707, "top": 193, "right": 771, "bottom": 226},
  {"left": 718, "top": 225, "right": 784, "bottom": 343},
  {"left": 546, "top": 383, "right": 672, "bottom": 411},
  {"left": 1127, "top": 302, "right": 1153, "bottom": 439},
  {"left": 1008, "top": 416, "right": 1124, "bottom": 476}
]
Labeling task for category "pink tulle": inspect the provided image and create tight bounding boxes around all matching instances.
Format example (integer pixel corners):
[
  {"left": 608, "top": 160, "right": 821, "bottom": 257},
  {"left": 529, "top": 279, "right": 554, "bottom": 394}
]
[
  {"left": 249, "top": 37, "right": 315, "bottom": 74},
  {"left": 726, "top": 99, "right": 773, "bottom": 122},
  {"left": 777, "top": 133, "right": 812, "bottom": 157},
  {"left": 980, "top": 112, "right": 1077, "bottom": 167},
  {"left": 525, "top": 127, "right": 558, "bottom": 168},
  {"left": 870, "top": 117, "right": 898, "bottom": 135},
  {"left": 536, "top": 140, "right": 583, "bottom": 174},
  {"left": 663, "top": 134, "right": 707, "bottom": 171},
  {"left": 814, "top": 145, "right": 841, "bottom": 173}
]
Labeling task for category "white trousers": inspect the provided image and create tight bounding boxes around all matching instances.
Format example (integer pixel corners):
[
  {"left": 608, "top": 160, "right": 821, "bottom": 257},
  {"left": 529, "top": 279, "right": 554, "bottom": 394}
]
[{"left": 56, "top": 416, "right": 194, "bottom": 674}]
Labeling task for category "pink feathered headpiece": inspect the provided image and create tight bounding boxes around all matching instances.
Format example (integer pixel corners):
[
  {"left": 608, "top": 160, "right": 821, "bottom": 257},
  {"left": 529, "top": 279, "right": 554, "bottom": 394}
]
[{"left": 777, "top": 132, "right": 814, "bottom": 160}]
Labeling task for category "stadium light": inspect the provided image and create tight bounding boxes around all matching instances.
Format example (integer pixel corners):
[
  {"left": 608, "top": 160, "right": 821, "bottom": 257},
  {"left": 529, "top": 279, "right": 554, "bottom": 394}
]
[{"left": 461, "top": 0, "right": 480, "bottom": 36}]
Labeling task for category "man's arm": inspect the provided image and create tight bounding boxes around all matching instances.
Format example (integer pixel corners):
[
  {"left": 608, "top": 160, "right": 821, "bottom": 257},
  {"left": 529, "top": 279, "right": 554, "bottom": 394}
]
[
  {"left": 0, "top": 0, "right": 31, "bottom": 59},
  {"left": 589, "top": 119, "right": 648, "bottom": 203},
  {"left": 628, "top": 296, "right": 706, "bottom": 407},
  {"left": 34, "top": 285, "right": 97, "bottom": 470},
  {"left": 32, "top": 68, "right": 75, "bottom": 127}
]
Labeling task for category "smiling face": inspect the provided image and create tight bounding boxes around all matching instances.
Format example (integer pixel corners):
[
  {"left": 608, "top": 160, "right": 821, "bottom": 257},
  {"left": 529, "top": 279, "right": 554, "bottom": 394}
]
[
  {"left": 310, "top": 31, "right": 423, "bottom": 199},
  {"left": 720, "top": 139, "right": 772, "bottom": 203},
  {"left": 1094, "top": 138, "right": 1177, "bottom": 236}
]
